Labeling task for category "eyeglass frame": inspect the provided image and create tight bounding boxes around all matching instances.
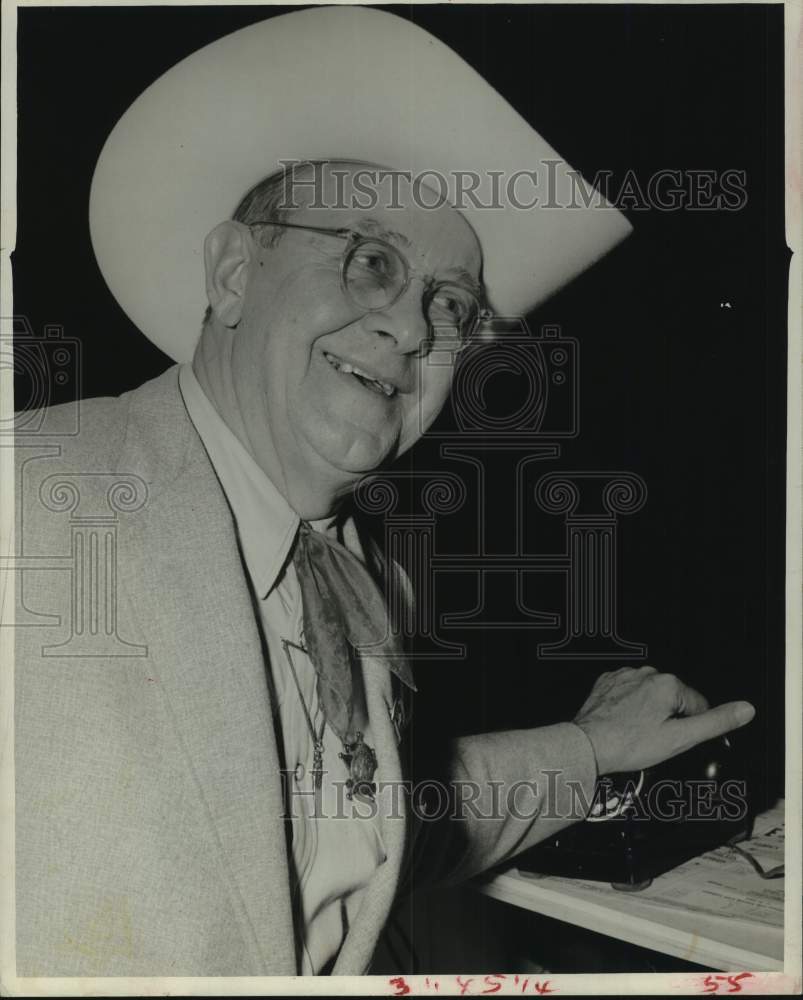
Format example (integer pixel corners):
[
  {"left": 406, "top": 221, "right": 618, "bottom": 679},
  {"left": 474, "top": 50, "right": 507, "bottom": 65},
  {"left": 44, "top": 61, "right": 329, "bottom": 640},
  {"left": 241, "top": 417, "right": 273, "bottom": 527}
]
[{"left": 247, "top": 219, "right": 493, "bottom": 351}]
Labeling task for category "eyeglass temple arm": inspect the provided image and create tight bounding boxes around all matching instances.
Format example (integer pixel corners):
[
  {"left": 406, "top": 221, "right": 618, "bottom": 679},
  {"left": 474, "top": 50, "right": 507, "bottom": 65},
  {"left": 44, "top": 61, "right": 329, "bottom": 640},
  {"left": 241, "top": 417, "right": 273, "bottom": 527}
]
[{"left": 248, "top": 219, "right": 353, "bottom": 240}]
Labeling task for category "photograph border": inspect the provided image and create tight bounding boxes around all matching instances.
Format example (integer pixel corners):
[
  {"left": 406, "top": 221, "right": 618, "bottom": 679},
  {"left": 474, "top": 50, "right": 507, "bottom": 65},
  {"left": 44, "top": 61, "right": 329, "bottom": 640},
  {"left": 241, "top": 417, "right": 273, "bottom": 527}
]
[{"left": 1, "top": 0, "right": 800, "bottom": 994}]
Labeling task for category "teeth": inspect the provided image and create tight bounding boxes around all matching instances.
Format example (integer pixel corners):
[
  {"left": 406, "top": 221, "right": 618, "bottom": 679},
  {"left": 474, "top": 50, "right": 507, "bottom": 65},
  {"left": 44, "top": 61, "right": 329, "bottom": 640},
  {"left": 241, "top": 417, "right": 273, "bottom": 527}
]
[{"left": 324, "top": 353, "right": 396, "bottom": 397}]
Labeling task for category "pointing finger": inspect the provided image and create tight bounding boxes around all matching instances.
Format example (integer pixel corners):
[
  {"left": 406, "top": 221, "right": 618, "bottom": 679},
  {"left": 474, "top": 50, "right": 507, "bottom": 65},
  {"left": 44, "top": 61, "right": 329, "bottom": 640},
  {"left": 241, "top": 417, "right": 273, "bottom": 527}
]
[{"left": 665, "top": 701, "right": 755, "bottom": 756}]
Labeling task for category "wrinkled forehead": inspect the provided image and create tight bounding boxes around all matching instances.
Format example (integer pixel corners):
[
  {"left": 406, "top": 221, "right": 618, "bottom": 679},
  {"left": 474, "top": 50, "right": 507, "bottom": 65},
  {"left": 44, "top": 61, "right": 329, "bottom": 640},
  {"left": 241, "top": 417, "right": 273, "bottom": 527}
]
[{"left": 286, "top": 161, "right": 484, "bottom": 274}]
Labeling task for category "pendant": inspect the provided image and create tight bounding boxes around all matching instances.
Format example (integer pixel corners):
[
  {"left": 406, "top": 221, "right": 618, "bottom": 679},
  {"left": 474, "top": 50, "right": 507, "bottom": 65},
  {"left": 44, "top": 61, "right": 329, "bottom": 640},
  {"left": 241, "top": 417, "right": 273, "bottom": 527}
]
[
  {"left": 339, "top": 731, "right": 378, "bottom": 802},
  {"left": 312, "top": 739, "right": 324, "bottom": 790}
]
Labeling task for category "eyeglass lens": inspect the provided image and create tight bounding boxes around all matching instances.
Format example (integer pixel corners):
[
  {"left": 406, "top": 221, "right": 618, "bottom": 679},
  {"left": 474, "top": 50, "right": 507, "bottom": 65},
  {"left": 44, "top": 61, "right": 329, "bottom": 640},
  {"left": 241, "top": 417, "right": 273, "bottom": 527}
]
[{"left": 343, "top": 239, "right": 481, "bottom": 342}]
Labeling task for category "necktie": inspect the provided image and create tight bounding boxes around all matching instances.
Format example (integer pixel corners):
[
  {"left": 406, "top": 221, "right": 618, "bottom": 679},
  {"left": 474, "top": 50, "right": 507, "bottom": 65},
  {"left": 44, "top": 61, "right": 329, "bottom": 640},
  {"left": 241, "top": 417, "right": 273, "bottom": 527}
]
[{"left": 291, "top": 520, "right": 416, "bottom": 744}]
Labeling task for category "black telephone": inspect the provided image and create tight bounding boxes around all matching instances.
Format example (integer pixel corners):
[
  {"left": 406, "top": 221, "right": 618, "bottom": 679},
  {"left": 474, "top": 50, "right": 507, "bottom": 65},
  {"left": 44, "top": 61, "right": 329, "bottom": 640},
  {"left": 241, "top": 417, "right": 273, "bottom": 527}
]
[{"left": 516, "top": 735, "right": 752, "bottom": 890}]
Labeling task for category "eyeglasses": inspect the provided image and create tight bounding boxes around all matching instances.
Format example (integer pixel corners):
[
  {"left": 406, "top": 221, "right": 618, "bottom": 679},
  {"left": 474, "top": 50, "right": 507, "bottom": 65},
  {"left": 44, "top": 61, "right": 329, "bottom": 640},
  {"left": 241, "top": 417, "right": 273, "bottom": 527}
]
[{"left": 248, "top": 220, "right": 492, "bottom": 351}]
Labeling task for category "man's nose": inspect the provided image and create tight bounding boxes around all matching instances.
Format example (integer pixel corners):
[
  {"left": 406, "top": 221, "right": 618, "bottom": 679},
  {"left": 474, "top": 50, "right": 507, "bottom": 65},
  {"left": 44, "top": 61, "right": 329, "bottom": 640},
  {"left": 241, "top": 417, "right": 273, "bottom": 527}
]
[{"left": 362, "top": 279, "right": 430, "bottom": 355}]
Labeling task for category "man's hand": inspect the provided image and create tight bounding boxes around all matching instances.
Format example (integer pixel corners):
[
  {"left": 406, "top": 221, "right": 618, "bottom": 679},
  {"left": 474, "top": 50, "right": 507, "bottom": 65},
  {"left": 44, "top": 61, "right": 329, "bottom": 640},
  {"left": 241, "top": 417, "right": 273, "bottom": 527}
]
[{"left": 572, "top": 666, "right": 755, "bottom": 776}]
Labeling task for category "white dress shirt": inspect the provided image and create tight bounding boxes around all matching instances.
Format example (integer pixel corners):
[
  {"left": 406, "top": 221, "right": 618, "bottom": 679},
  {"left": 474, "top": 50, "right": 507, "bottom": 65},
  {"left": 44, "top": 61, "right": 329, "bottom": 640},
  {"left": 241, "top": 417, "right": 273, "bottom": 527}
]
[{"left": 178, "top": 363, "right": 387, "bottom": 974}]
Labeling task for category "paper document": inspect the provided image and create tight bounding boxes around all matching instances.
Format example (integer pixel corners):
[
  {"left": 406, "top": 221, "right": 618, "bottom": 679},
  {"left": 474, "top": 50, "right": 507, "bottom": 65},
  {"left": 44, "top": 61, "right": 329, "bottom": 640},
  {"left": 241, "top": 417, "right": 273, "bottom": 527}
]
[{"left": 628, "top": 805, "right": 784, "bottom": 928}]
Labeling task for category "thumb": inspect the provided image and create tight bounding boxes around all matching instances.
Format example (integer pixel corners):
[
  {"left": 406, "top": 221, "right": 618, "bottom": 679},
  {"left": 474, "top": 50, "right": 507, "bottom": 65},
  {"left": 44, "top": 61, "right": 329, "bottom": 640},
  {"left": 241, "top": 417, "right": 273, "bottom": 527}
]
[{"left": 663, "top": 701, "right": 755, "bottom": 758}]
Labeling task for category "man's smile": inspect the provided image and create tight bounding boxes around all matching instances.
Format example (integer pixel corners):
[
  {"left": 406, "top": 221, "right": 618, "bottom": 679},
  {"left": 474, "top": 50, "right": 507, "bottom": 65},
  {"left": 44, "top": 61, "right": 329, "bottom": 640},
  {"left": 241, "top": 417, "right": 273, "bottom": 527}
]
[{"left": 322, "top": 350, "right": 399, "bottom": 399}]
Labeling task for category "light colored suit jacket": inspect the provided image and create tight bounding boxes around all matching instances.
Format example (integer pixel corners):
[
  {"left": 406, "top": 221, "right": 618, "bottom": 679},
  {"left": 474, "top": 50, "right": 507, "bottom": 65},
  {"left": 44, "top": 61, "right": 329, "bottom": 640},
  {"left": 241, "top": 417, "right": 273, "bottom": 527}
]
[{"left": 14, "top": 366, "right": 597, "bottom": 977}]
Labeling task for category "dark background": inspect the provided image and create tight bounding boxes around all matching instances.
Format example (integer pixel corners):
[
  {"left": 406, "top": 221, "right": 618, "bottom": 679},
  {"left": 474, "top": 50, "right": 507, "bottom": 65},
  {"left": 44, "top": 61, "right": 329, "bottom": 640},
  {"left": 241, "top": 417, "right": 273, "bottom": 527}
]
[{"left": 14, "top": 4, "right": 787, "bottom": 807}]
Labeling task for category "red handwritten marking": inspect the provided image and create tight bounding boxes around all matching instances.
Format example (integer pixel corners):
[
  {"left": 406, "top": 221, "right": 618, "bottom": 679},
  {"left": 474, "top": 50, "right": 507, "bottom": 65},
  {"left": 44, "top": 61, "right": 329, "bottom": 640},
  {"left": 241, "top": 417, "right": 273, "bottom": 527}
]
[
  {"left": 482, "top": 974, "right": 506, "bottom": 994},
  {"left": 701, "top": 972, "right": 754, "bottom": 994},
  {"left": 388, "top": 975, "right": 558, "bottom": 996}
]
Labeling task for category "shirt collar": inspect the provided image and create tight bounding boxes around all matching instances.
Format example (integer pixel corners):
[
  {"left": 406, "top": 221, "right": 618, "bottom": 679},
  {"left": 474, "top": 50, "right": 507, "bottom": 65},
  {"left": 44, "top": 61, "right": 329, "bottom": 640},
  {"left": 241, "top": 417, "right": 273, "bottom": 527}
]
[{"left": 179, "top": 362, "right": 322, "bottom": 599}]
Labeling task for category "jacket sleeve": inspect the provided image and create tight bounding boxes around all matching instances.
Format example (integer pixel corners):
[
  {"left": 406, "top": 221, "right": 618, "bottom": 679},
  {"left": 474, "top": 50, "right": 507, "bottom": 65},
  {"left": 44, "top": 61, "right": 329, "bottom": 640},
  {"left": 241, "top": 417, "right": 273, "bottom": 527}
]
[{"left": 400, "top": 721, "right": 598, "bottom": 892}]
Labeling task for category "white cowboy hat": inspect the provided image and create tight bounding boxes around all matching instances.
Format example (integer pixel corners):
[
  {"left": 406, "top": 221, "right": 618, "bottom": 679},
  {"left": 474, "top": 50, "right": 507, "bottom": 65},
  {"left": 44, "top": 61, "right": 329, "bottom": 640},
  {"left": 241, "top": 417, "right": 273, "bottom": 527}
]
[{"left": 90, "top": 5, "right": 632, "bottom": 363}]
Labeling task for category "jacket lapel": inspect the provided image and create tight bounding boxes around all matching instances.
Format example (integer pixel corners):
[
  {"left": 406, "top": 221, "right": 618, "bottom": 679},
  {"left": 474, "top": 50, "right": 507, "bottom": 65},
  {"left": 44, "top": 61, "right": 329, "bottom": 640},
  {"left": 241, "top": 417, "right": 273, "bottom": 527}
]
[{"left": 116, "top": 369, "right": 297, "bottom": 973}]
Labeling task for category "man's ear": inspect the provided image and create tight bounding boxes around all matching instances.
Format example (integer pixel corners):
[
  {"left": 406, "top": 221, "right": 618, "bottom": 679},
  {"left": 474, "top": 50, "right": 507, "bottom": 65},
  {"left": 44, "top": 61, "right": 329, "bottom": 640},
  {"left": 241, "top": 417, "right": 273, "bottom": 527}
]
[{"left": 203, "top": 221, "right": 255, "bottom": 328}]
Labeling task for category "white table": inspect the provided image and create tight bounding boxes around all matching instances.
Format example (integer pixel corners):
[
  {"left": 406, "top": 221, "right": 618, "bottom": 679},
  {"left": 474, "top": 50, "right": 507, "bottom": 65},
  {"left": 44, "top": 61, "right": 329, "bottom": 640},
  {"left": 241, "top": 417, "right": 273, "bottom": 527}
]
[{"left": 474, "top": 806, "right": 785, "bottom": 972}]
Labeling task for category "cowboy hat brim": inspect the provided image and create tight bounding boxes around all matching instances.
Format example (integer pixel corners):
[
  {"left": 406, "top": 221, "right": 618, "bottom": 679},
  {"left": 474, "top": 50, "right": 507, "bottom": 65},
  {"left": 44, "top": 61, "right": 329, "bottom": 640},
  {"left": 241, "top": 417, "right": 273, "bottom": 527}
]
[{"left": 89, "top": 6, "right": 632, "bottom": 362}]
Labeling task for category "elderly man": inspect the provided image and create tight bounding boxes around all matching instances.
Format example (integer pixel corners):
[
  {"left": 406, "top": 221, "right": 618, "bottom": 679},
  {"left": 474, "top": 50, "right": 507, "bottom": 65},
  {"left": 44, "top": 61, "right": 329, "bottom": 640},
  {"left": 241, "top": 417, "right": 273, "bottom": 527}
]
[{"left": 13, "top": 7, "right": 755, "bottom": 978}]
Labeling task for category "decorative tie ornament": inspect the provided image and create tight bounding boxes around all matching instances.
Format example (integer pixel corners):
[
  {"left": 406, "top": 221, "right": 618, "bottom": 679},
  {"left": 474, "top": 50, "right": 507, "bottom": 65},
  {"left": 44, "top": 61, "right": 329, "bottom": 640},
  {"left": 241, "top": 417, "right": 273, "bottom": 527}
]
[{"left": 290, "top": 520, "right": 416, "bottom": 796}]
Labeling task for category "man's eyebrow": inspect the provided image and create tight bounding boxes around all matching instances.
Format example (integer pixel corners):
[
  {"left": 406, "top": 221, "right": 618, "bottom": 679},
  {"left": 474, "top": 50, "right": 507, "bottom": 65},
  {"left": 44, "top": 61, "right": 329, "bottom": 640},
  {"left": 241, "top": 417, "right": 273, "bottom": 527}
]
[
  {"left": 351, "top": 217, "right": 412, "bottom": 248},
  {"left": 441, "top": 266, "right": 483, "bottom": 297}
]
